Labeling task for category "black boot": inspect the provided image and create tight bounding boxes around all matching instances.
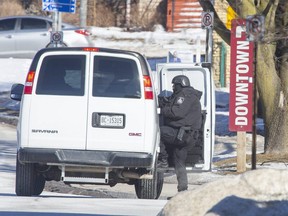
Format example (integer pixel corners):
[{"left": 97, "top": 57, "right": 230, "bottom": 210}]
[{"left": 157, "top": 157, "right": 168, "bottom": 169}]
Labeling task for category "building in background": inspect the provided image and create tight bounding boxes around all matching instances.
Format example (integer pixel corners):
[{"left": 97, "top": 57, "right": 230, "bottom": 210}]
[
  {"left": 165, "top": 0, "right": 231, "bottom": 88},
  {"left": 166, "top": 0, "right": 202, "bottom": 32}
]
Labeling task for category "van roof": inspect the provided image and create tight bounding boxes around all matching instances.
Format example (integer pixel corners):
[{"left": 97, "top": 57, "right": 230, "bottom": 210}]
[{"left": 30, "top": 47, "right": 150, "bottom": 76}]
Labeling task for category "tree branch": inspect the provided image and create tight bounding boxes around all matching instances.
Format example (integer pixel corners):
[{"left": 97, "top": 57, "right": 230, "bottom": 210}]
[
  {"left": 262, "top": 0, "right": 276, "bottom": 16},
  {"left": 198, "top": 0, "right": 231, "bottom": 45},
  {"left": 226, "top": 0, "right": 237, "bottom": 12}
]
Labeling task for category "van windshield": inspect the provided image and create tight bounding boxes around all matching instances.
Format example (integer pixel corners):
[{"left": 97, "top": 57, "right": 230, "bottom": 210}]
[
  {"left": 36, "top": 55, "right": 86, "bottom": 96},
  {"left": 92, "top": 56, "right": 141, "bottom": 98}
]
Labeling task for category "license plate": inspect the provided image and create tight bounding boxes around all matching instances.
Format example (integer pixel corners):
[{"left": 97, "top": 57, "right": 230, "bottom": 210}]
[{"left": 99, "top": 115, "right": 124, "bottom": 127}]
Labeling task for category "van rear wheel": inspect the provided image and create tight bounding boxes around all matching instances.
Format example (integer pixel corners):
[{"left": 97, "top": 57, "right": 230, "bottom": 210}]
[
  {"left": 134, "top": 168, "right": 164, "bottom": 199},
  {"left": 15, "top": 154, "right": 45, "bottom": 196},
  {"left": 33, "top": 174, "right": 46, "bottom": 195}
]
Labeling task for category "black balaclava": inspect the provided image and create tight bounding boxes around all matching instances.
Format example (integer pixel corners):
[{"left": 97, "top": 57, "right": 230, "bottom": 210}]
[{"left": 173, "top": 83, "right": 182, "bottom": 94}]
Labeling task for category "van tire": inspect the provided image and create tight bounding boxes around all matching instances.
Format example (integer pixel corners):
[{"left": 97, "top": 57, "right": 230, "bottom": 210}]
[
  {"left": 155, "top": 171, "right": 164, "bottom": 199},
  {"left": 134, "top": 168, "right": 164, "bottom": 199},
  {"left": 15, "top": 155, "right": 45, "bottom": 196},
  {"left": 33, "top": 174, "right": 46, "bottom": 196}
]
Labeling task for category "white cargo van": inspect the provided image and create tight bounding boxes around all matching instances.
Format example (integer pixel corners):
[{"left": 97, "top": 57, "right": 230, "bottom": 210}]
[
  {"left": 154, "top": 63, "right": 215, "bottom": 171},
  {"left": 11, "top": 47, "right": 215, "bottom": 199},
  {"left": 11, "top": 47, "right": 163, "bottom": 199}
]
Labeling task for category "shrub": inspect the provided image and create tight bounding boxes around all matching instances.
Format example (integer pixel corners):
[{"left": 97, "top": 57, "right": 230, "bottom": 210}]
[{"left": 0, "top": 0, "right": 25, "bottom": 17}]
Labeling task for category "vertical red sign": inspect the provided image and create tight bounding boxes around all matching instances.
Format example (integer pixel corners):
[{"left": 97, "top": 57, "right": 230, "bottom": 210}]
[{"left": 229, "top": 19, "right": 254, "bottom": 132}]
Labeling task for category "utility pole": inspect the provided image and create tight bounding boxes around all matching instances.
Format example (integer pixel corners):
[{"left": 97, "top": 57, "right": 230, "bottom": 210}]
[
  {"left": 126, "top": 0, "right": 131, "bottom": 30},
  {"left": 246, "top": 15, "right": 265, "bottom": 170},
  {"left": 52, "top": 11, "right": 62, "bottom": 31},
  {"left": 201, "top": 12, "right": 213, "bottom": 63},
  {"left": 80, "top": 0, "right": 88, "bottom": 27},
  {"left": 201, "top": 0, "right": 214, "bottom": 63},
  {"left": 208, "top": 0, "right": 214, "bottom": 63}
]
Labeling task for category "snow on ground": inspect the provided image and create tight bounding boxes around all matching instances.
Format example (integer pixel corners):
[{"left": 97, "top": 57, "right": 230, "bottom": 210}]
[
  {"left": 0, "top": 58, "right": 31, "bottom": 92},
  {"left": 89, "top": 26, "right": 206, "bottom": 57}
]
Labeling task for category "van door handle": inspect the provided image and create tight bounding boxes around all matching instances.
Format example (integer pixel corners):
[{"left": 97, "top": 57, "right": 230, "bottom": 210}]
[
  {"left": 92, "top": 112, "right": 99, "bottom": 127},
  {"left": 40, "top": 33, "right": 48, "bottom": 36},
  {"left": 6, "top": 35, "right": 12, "bottom": 39}
]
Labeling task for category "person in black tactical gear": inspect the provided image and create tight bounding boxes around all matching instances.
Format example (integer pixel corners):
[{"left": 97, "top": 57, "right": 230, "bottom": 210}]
[{"left": 158, "top": 75, "right": 202, "bottom": 193}]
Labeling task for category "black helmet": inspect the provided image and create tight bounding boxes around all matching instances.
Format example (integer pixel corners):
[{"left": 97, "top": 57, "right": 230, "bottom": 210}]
[{"left": 172, "top": 75, "right": 190, "bottom": 87}]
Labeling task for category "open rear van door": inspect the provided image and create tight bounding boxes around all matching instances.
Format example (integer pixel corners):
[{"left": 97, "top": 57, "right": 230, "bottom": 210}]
[{"left": 156, "top": 63, "right": 215, "bottom": 171}]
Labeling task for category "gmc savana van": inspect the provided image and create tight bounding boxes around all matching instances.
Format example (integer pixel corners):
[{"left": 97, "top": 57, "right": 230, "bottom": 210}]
[
  {"left": 11, "top": 47, "right": 163, "bottom": 199},
  {"left": 11, "top": 47, "right": 215, "bottom": 199}
]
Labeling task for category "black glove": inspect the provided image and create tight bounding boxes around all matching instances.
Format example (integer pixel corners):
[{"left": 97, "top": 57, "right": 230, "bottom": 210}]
[{"left": 158, "top": 96, "right": 169, "bottom": 108}]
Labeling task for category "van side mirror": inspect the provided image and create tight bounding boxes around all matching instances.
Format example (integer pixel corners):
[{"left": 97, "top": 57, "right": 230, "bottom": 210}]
[{"left": 10, "top": 84, "right": 24, "bottom": 101}]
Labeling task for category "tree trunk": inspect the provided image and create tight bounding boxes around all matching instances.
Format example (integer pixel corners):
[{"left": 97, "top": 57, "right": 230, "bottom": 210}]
[
  {"left": 265, "top": 0, "right": 288, "bottom": 153},
  {"left": 238, "top": 0, "right": 288, "bottom": 154}
]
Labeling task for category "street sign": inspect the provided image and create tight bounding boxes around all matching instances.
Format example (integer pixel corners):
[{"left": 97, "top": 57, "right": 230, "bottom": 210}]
[
  {"left": 50, "top": 31, "right": 63, "bottom": 43},
  {"left": 43, "top": 0, "right": 76, "bottom": 3},
  {"left": 42, "top": 0, "right": 76, "bottom": 13},
  {"left": 229, "top": 19, "right": 254, "bottom": 132},
  {"left": 201, "top": 12, "right": 214, "bottom": 29},
  {"left": 43, "top": 4, "right": 76, "bottom": 13},
  {"left": 246, "top": 15, "right": 265, "bottom": 41}
]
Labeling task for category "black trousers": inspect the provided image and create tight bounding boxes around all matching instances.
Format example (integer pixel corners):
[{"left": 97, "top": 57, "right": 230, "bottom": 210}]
[{"left": 159, "top": 125, "right": 189, "bottom": 192}]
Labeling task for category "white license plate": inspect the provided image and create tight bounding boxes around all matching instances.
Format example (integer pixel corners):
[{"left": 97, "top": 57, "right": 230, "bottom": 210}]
[{"left": 100, "top": 115, "right": 124, "bottom": 127}]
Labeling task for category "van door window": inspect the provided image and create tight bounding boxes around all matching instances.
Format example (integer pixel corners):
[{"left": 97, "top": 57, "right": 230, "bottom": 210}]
[
  {"left": 36, "top": 55, "right": 85, "bottom": 96},
  {"left": 92, "top": 56, "right": 141, "bottom": 98}
]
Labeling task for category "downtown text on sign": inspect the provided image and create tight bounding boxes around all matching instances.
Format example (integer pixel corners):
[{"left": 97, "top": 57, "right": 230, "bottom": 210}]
[{"left": 229, "top": 19, "right": 254, "bottom": 132}]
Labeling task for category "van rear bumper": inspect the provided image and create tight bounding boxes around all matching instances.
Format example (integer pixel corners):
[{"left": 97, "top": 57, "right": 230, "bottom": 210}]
[{"left": 18, "top": 148, "right": 153, "bottom": 168}]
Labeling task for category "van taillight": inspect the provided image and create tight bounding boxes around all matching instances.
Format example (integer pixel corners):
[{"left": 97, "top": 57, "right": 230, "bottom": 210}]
[
  {"left": 143, "top": 75, "right": 153, "bottom": 100},
  {"left": 24, "top": 71, "right": 35, "bottom": 94}
]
